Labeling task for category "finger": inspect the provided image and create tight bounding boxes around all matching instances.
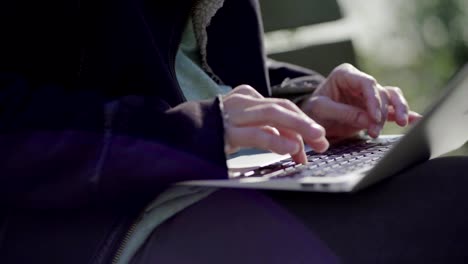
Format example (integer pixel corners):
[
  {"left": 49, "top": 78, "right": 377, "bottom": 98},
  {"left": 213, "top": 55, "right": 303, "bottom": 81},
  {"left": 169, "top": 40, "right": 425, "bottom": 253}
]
[
  {"left": 332, "top": 64, "right": 383, "bottom": 123},
  {"left": 224, "top": 95, "right": 309, "bottom": 119},
  {"left": 224, "top": 95, "right": 329, "bottom": 151},
  {"left": 387, "top": 109, "right": 422, "bottom": 125},
  {"left": 263, "top": 127, "right": 321, "bottom": 164},
  {"left": 226, "top": 126, "right": 301, "bottom": 156},
  {"left": 261, "top": 126, "right": 281, "bottom": 136},
  {"left": 228, "top": 84, "right": 264, "bottom": 99},
  {"left": 276, "top": 128, "right": 329, "bottom": 162},
  {"left": 386, "top": 106, "right": 398, "bottom": 123},
  {"left": 229, "top": 103, "right": 326, "bottom": 143},
  {"left": 308, "top": 136, "right": 330, "bottom": 154},
  {"left": 368, "top": 87, "right": 389, "bottom": 138},
  {"left": 303, "top": 96, "right": 372, "bottom": 129},
  {"left": 280, "top": 129, "right": 330, "bottom": 156},
  {"left": 408, "top": 111, "right": 422, "bottom": 124},
  {"left": 386, "top": 86, "right": 409, "bottom": 126},
  {"left": 276, "top": 129, "right": 307, "bottom": 164}
]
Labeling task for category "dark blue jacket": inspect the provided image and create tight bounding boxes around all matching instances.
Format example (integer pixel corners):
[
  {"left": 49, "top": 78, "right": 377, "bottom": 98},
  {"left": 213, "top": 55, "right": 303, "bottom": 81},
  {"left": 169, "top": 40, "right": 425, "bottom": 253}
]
[
  {"left": 0, "top": 0, "right": 320, "bottom": 209},
  {"left": 0, "top": 0, "right": 322, "bottom": 262}
]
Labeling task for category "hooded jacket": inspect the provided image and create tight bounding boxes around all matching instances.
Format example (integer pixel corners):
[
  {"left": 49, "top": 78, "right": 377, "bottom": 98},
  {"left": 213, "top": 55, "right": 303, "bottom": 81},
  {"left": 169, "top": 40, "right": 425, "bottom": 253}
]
[
  {"left": 0, "top": 0, "right": 321, "bottom": 209},
  {"left": 0, "top": 0, "right": 327, "bottom": 262}
]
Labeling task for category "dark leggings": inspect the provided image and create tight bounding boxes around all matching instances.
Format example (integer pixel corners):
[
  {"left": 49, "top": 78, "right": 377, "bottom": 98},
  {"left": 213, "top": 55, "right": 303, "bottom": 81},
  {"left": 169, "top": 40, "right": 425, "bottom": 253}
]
[{"left": 132, "top": 156, "right": 468, "bottom": 264}]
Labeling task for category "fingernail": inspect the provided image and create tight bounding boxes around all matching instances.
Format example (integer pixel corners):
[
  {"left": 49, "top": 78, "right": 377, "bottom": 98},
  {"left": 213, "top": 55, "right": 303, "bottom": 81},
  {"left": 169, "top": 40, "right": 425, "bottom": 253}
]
[{"left": 375, "top": 109, "right": 382, "bottom": 123}]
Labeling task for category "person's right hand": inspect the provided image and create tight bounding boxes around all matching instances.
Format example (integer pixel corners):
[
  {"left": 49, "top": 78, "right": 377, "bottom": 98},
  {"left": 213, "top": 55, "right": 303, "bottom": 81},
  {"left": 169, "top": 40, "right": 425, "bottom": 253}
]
[{"left": 222, "top": 85, "right": 329, "bottom": 164}]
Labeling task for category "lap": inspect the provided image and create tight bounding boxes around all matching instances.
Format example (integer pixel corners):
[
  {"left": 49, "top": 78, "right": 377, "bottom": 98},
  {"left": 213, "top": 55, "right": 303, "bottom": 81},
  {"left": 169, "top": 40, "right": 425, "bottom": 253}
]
[
  {"left": 131, "top": 188, "right": 339, "bottom": 264},
  {"left": 132, "top": 156, "right": 468, "bottom": 264},
  {"left": 270, "top": 156, "right": 468, "bottom": 263}
]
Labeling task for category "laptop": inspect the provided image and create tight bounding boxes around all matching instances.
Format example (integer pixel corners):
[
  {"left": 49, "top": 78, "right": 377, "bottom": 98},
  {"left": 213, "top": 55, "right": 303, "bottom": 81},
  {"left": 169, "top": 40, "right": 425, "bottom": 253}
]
[{"left": 178, "top": 64, "right": 468, "bottom": 192}]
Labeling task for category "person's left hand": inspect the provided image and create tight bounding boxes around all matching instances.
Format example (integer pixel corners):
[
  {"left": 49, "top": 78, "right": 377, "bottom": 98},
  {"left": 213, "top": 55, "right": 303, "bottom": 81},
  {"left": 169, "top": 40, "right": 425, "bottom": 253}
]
[{"left": 300, "top": 63, "right": 422, "bottom": 139}]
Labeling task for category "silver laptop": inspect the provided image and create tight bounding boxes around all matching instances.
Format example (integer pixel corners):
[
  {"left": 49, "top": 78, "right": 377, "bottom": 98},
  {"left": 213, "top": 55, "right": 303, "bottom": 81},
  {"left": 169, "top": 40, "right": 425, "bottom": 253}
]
[{"left": 178, "top": 64, "right": 468, "bottom": 192}]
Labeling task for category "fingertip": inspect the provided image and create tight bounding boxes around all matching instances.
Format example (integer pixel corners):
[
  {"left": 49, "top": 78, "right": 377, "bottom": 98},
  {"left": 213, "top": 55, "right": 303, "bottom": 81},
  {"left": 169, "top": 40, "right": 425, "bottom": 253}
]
[
  {"left": 292, "top": 151, "right": 308, "bottom": 165},
  {"left": 368, "top": 124, "right": 382, "bottom": 138},
  {"left": 308, "top": 136, "right": 330, "bottom": 153},
  {"left": 317, "top": 140, "right": 330, "bottom": 153},
  {"left": 368, "top": 131, "right": 378, "bottom": 139},
  {"left": 311, "top": 123, "right": 326, "bottom": 136},
  {"left": 409, "top": 111, "right": 423, "bottom": 120},
  {"left": 293, "top": 137, "right": 307, "bottom": 164}
]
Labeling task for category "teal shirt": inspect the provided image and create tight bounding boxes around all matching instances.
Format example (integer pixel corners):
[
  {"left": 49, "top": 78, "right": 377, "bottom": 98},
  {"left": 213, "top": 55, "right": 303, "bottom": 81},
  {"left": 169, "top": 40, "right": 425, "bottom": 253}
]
[{"left": 175, "top": 17, "right": 232, "bottom": 100}]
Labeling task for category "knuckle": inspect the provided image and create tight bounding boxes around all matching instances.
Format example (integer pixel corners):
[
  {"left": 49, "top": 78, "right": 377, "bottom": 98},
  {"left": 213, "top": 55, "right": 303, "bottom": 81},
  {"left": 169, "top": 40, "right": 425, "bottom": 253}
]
[
  {"left": 278, "top": 98, "right": 297, "bottom": 109},
  {"left": 278, "top": 98, "right": 292, "bottom": 105},
  {"left": 366, "top": 77, "right": 378, "bottom": 87},
  {"left": 235, "top": 93, "right": 251, "bottom": 101},
  {"left": 224, "top": 94, "right": 247, "bottom": 107},
  {"left": 263, "top": 103, "right": 282, "bottom": 116},
  {"left": 339, "top": 63, "right": 354, "bottom": 70},
  {"left": 305, "top": 96, "right": 324, "bottom": 114},
  {"left": 299, "top": 118, "right": 317, "bottom": 134},
  {"left": 333, "top": 64, "right": 351, "bottom": 75},
  {"left": 333, "top": 63, "right": 357, "bottom": 76},
  {"left": 387, "top": 86, "right": 403, "bottom": 96},
  {"left": 392, "top": 86, "right": 403, "bottom": 95},
  {"left": 309, "top": 95, "right": 323, "bottom": 103},
  {"left": 227, "top": 93, "right": 243, "bottom": 101},
  {"left": 234, "top": 84, "right": 255, "bottom": 93}
]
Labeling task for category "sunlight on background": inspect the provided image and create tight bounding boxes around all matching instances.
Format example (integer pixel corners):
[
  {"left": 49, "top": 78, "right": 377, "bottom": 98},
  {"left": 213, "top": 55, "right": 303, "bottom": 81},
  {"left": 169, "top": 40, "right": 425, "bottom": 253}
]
[
  {"left": 339, "top": 0, "right": 468, "bottom": 148},
  {"left": 264, "top": 0, "right": 468, "bottom": 154},
  {"left": 338, "top": 0, "right": 417, "bottom": 67}
]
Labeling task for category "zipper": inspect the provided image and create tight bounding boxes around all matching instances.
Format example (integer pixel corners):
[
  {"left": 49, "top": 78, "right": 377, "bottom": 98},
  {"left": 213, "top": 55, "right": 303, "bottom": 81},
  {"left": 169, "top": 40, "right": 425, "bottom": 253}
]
[
  {"left": 111, "top": 209, "right": 145, "bottom": 264},
  {"left": 109, "top": 5, "right": 187, "bottom": 264},
  {"left": 110, "top": 2, "right": 199, "bottom": 262}
]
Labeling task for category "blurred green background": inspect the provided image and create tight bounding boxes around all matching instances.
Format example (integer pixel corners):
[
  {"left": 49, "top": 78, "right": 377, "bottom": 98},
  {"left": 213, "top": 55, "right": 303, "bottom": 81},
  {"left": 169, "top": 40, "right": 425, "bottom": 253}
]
[{"left": 261, "top": 0, "right": 468, "bottom": 156}]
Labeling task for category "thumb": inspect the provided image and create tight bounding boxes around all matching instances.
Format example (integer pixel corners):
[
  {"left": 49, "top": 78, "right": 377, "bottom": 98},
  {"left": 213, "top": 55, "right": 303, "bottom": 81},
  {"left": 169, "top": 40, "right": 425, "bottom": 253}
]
[{"left": 307, "top": 96, "right": 371, "bottom": 128}]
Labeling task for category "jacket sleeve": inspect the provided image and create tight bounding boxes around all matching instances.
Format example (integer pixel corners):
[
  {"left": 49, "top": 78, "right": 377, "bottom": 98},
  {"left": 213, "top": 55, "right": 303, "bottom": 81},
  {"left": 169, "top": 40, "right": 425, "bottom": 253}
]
[
  {"left": 267, "top": 58, "right": 326, "bottom": 102},
  {"left": 0, "top": 72, "right": 228, "bottom": 209},
  {"left": 267, "top": 58, "right": 325, "bottom": 86}
]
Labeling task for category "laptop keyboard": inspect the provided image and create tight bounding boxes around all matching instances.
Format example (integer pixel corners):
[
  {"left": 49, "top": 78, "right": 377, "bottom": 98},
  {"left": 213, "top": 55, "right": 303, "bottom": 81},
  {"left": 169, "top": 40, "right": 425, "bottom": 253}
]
[{"left": 235, "top": 137, "right": 400, "bottom": 180}]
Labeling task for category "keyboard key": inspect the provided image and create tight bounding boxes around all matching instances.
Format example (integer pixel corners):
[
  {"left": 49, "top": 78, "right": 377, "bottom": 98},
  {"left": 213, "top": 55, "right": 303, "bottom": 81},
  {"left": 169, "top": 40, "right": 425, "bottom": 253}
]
[{"left": 245, "top": 138, "right": 398, "bottom": 179}]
